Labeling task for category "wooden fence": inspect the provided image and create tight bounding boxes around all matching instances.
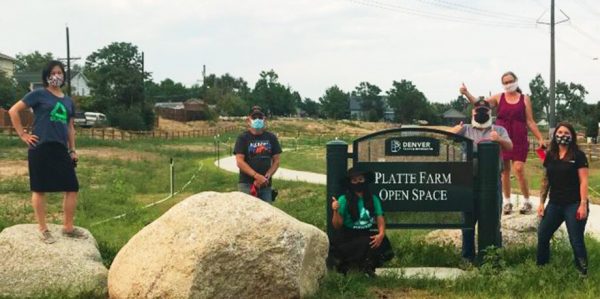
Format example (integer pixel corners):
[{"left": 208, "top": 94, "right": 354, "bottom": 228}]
[{"left": 0, "top": 125, "right": 239, "bottom": 141}]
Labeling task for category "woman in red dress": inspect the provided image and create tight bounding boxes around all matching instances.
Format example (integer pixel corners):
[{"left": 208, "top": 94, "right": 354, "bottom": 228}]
[{"left": 460, "top": 71, "right": 546, "bottom": 215}]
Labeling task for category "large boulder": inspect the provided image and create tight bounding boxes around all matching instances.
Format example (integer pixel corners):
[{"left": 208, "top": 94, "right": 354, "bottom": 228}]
[
  {"left": 0, "top": 224, "right": 108, "bottom": 298},
  {"left": 108, "top": 191, "right": 329, "bottom": 299},
  {"left": 425, "top": 213, "right": 567, "bottom": 249}
]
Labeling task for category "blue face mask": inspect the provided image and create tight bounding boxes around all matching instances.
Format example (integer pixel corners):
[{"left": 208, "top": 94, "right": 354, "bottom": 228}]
[{"left": 251, "top": 118, "right": 265, "bottom": 129}]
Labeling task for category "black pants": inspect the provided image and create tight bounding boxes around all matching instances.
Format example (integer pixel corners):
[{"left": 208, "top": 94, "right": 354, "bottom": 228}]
[{"left": 330, "top": 229, "right": 394, "bottom": 274}]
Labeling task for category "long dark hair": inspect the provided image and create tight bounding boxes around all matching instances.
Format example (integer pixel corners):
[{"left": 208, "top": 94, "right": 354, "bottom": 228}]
[
  {"left": 547, "top": 121, "right": 579, "bottom": 161},
  {"left": 345, "top": 181, "right": 375, "bottom": 222},
  {"left": 501, "top": 71, "right": 522, "bottom": 94},
  {"left": 42, "top": 60, "right": 66, "bottom": 87}
]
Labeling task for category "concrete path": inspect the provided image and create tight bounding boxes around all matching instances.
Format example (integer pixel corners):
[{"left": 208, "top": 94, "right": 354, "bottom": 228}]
[
  {"left": 216, "top": 155, "right": 600, "bottom": 238},
  {"left": 215, "top": 155, "right": 326, "bottom": 185}
]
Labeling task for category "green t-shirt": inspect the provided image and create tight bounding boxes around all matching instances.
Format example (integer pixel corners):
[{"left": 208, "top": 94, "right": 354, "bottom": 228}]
[{"left": 337, "top": 194, "right": 383, "bottom": 230}]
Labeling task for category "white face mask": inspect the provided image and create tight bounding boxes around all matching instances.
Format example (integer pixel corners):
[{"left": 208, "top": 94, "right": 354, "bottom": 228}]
[{"left": 503, "top": 82, "right": 519, "bottom": 92}]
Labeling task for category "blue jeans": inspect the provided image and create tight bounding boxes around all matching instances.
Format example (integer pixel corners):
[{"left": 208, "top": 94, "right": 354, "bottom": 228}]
[
  {"left": 537, "top": 202, "right": 588, "bottom": 266},
  {"left": 462, "top": 178, "right": 503, "bottom": 260},
  {"left": 238, "top": 183, "right": 272, "bottom": 204}
]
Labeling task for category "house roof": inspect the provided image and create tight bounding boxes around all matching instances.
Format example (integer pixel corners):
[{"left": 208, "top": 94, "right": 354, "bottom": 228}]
[
  {"left": 442, "top": 108, "right": 466, "bottom": 118},
  {"left": 154, "top": 102, "right": 185, "bottom": 109},
  {"left": 14, "top": 72, "right": 42, "bottom": 83},
  {"left": 0, "top": 52, "right": 16, "bottom": 61}
]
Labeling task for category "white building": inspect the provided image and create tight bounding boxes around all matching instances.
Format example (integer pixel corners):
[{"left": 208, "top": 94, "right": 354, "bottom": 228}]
[
  {"left": 0, "top": 52, "right": 16, "bottom": 77},
  {"left": 70, "top": 71, "right": 91, "bottom": 96}
]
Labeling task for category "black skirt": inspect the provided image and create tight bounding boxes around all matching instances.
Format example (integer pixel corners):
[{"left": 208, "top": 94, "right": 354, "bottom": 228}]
[
  {"left": 330, "top": 228, "right": 394, "bottom": 273},
  {"left": 28, "top": 142, "right": 79, "bottom": 192}
]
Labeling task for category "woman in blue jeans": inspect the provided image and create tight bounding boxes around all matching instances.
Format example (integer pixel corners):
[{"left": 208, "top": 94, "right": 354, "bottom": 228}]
[{"left": 537, "top": 122, "right": 589, "bottom": 276}]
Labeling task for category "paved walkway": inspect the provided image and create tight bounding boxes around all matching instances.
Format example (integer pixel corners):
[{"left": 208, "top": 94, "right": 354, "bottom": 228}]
[{"left": 216, "top": 155, "right": 600, "bottom": 240}]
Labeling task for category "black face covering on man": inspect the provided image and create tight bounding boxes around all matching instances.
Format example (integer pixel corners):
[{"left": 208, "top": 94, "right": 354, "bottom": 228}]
[{"left": 472, "top": 107, "right": 492, "bottom": 128}]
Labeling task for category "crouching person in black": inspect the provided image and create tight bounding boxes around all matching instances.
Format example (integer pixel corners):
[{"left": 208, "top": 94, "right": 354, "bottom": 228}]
[{"left": 330, "top": 167, "right": 393, "bottom": 276}]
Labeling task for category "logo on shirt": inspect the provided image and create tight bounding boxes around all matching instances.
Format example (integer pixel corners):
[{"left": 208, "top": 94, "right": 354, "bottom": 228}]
[
  {"left": 353, "top": 207, "right": 375, "bottom": 229},
  {"left": 49, "top": 102, "right": 68, "bottom": 124},
  {"left": 248, "top": 141, "right": 272, "bottom": 156}
]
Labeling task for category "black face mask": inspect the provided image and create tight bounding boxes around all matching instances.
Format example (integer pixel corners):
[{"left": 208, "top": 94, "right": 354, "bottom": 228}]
[
  {"left": 349, "top": 182, "right": 367, "bottom": 192},
  {"left": 474, "top": 109, "right": 490, "bottom": 124}
]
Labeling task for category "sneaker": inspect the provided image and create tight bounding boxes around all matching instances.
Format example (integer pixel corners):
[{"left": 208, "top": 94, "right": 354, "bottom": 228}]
[
  {"left": 519, "top": 202, "right": 532, "bottom": 214},
  {"left": 503, "top": 203, "right": 513, "bottom": 215},
  {"left": 40, "top": 230, "right": 56, "bottom": 244},
  {"left": 62, "top": 227, "right": 88, "bottom": 239}
]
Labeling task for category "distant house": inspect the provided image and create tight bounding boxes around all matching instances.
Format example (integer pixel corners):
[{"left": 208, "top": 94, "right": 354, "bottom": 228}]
[
  {"left": 154, "top": 102, "right": 185, "bottom": 110},
  {"left": 442, "top": 108, "right": 467, "bottom": 126},
  {"left": 14, "top": 72, "right": 44, "bottom": 91},
  {"left": 13, "top": 70, "right": 91, "bottom": 95},
  {"left": 70, "top": 71, "right": 91, "bottom": 96},
  {"left": 349, "top": 95, "right": 395, "bottom": 121},
  {"left": 155, "top": 99, "right": 208, "bottom": 122},
  {"left": 0, "top": 52, "right": 16, "bottom": 77}
]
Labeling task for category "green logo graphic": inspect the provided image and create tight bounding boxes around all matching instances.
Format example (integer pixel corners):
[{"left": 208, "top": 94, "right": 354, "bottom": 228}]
[{"left": 50, "top": 102, "right": 68, "bottom": 124}]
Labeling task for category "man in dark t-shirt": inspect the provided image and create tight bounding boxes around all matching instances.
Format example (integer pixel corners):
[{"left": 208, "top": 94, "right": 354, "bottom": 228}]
[{"left": 233, "top": 106, "right": 282, "bottom": 203}]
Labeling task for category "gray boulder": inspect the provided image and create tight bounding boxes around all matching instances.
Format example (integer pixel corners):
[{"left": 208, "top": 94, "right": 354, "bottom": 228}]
[
  {"left": 108, "top": 191, "right": 329, "bottom": 299},
  {"left": 0, "top": 224, "right": 108, "bottom": 298}
]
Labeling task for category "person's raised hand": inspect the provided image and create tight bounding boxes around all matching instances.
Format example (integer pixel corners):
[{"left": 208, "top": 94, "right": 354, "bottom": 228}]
[
  {"left": 331, "top": 196, "right": 340, "bottom": 211},
  {"left": 489, "top": 126, "right": 500, "bottom": 141},
  {"left": 459, "top": 82, "right": 468, "bottom": 95}
]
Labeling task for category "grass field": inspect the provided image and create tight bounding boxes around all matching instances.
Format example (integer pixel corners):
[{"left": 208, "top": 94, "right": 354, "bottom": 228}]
[{"left": 1, "top": 120, "right": 599, "bottom": 298}]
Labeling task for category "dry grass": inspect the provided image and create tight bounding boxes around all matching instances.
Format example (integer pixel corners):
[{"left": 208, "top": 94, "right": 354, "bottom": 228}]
[
  {"left": 0, "top": 160, "right": 28, "bottom": 180},
  {"left": 77, "top": 147, "right": 160, "bottom": 161}
]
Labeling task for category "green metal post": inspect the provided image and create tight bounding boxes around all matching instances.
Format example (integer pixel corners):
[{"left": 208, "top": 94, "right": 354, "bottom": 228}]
[
  {"left": 326, "top": 140, "right": 348, "bottom": 238},
  {"left": 477, "top": 142, "right": 502, "bottom": 257}
]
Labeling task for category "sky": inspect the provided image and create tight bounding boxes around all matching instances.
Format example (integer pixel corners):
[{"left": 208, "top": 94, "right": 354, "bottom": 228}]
[{"left": 1, "top": 0, "right": 599, "bottom": 103}]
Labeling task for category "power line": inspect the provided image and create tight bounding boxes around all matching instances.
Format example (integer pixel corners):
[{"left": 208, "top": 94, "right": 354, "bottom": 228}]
[
  {"left": 345, "top": 0, "right": 537, "bottom": 28},
  {"left": 568, "top": 22, "right": 600, "bottom": 45},
  {"left": 417, "top": 0, "right": 537, "bottom": 23},
  {"left": 573, "top": 0, "right": 600, "bottom": 17}
]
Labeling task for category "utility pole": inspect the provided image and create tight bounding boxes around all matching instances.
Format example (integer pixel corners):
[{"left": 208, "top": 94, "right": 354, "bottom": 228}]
[
  {"left": 141, "top": 51, "right": 145, "bottom": 103},
  {"left": 58, "top": 26, "right": 80, "bottom": 97},
  {"left": 537, "top": 1, "right": 569, "bottom": 134}
]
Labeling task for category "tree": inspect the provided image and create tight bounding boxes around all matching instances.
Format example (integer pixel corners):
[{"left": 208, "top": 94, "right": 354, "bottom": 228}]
[
  {"left": 15, "top": 51, "right": 54, "bottom": 72},
  {"left": 386, "top": 80, "right": 433, "bottom": 124},
  {"left": 0, "top": 71, "right": 17, "bottom": 109},
  {"left": 353, "top": 82, "right": 383, "bottom": 121},
  {"left": 299, "top": 98, "right": 321, "bottom": 117},
  {"left": 555, "top": 81, "right": 587, "bottom": 122},
  {"left": 528, "top": 74, "right": 549, "bottom": 121},
  {"left": 251, "top": 69, "right": 297, "bottom": 116},
  {"left": 218, "top": 93, "right": 249, "bottom": 116},
  {"left": 320, "top": 86, "right": 349, "bottom": 119},
  {"left": 85, "top": 42, "right": 153, "bottom": 129}
]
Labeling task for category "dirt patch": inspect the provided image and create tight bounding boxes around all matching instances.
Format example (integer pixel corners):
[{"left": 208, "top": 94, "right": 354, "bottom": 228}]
[
  {"left": 371, "top": 287, "right": 441, "bottom": 299},
  {"left": 157, "top": 117, "right": 241, "bottom": 132},
  {"left": 0, "top": 160, "right": 28, "bottom": 179},
  {"left": 161, "top": 144, "right": 216, "bottom": 153},
  {"left": 77, "top": 147, "right": 159, "bottom": 161}
]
